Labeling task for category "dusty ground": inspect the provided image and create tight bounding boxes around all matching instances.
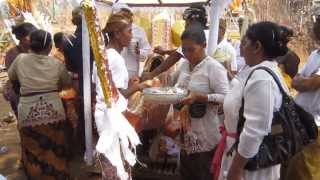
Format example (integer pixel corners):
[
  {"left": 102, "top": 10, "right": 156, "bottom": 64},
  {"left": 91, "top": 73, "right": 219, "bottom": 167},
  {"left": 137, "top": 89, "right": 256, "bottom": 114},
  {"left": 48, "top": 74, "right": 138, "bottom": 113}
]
[{"left": 0, "top": 87, "right": 25, "bottom": 179}]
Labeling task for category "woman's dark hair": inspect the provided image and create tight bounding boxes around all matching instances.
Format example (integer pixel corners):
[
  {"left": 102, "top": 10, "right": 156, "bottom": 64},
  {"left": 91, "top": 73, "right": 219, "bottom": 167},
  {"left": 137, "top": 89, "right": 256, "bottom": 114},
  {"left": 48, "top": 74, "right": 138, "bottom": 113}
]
[
  {"left": 279, "top": 25, "right": 294, "bottom": 45},
  {"left": 54, "top": 32, "right": 65, "bottom": 47},
  {"left": 30, "top": 30, "right": 52, "bottom": 53},
  {"left": 12, "top": 23, "right": 37, "bottom": 40},
  {"left": 246, "top": 21, "right": 289, "bottom": 58},
  {"left": 277, "top": 50, "right": 300, "bottom": 78},
  {"left": 183, "top": 4, "right": 208, "bottom": 28},
  {"left": 181, "top": 23, "right": 206, "bottom": 45}
]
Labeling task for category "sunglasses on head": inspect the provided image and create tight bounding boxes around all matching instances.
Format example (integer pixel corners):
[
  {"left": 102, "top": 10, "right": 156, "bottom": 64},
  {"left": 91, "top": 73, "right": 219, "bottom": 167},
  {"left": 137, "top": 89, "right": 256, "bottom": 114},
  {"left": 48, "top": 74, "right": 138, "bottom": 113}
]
[{"left": 183, "top": 8, "right": 205, "bottom": 21}]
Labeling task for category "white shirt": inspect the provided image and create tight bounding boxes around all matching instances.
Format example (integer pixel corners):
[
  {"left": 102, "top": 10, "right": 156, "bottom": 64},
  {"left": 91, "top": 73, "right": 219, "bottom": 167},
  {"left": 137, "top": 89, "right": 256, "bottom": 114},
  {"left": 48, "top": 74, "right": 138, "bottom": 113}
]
[
  {"left": 219, "top": 61, "right": 286, "bottom": 180},
  {"left": 216, "top": 39, "right": 238, "bottom": 71},
  {"left": 234, "top": 40, "right": 246, "bottom": 71},
  {"left": 92, "top": 48, "right": 129, "bottom": 122},
  {"left": 172, "top": 56, "right": 229, "bottom": 154},
  {"left": 295, "top": 50, "right": 320, "bottom": 126},
  {"left": 121, "top": 24, "right": 151, "bottom": 78},
  {"left": 239, "top": 61, "right": 287, "bottom": 158}
]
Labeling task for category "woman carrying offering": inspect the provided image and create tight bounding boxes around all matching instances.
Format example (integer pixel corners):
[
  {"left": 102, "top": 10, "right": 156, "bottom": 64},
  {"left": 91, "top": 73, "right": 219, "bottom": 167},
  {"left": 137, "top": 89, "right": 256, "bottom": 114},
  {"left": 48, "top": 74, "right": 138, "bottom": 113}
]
[{"left": 172, "top": 24, "right": 229, "bottom": 180}]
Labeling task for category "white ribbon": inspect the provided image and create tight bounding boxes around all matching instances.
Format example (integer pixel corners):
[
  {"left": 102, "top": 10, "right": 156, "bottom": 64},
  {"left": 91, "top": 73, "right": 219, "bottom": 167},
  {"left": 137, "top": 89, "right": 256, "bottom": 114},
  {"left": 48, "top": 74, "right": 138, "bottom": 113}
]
[
  {"left": 81, "top": 12, "right": 93, "bottom": 165},
  {"left": 78, "top": 0, "right": 140, "bottom": 179},
  {"left": 95, "top": 102, "right": 140, "bottom": 180}
]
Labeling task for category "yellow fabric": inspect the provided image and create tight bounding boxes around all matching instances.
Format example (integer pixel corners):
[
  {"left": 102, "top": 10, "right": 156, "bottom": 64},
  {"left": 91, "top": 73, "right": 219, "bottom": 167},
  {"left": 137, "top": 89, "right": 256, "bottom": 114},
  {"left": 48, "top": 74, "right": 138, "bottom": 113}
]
[
  {"left": 229, "top": 0, "right": 242, "bottom": 11},
  {"left": 284, "top": 128, "right": 320, "bottom": 180},
  {"left": 8, "top": 0, "right": 32, "bottom": 15},
  {"left": 278, "top": 65, "right": 294, "bottom": 94},
  {"left": 212, "top": 49, "right": 231, "bottom": 63},
  {"left": 134, "top": 15, "right": 152, "bottom": 44},
  {"left": 171, "top": 20, "right": 185, "bottom": 48},
  {"left": 226, "top": 31, "right": 241, "bottom": 41}
]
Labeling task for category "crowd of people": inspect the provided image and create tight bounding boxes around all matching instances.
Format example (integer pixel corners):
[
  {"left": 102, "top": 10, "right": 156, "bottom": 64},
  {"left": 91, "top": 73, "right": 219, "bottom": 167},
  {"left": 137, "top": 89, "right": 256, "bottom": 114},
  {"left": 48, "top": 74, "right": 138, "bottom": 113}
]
[{"left": 2, "top": 2, "right": 320, "bottom": 180}]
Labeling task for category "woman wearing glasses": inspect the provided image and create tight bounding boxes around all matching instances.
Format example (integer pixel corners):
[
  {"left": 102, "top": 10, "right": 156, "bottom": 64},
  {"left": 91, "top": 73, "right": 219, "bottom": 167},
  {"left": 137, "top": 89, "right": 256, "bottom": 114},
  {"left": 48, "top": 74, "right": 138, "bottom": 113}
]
[{"left": 8, "top": 30, "right": 72, "bottom": 179}]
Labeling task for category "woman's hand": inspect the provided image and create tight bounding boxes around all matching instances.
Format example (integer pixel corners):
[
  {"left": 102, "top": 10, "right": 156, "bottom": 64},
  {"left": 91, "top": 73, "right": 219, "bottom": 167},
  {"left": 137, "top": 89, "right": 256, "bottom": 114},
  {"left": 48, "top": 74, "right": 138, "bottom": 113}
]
[
  {"left": 292, "top": 74, "right": 320, "bottom": 92},
  {"left": 120, "top": 79, "right": 153, "bottom": 98},
  {"left": 292, "top": 75, "right": 303, "bottom": 87},
  {"left": 141, "top": 72, "right": 154, "bottom": 81},
  {"left": 129, "top": 76, "right": 140, "bottom": 87},
  {"left": 181, "top": 92, "right": 208, "bottom": 105},
  {"left": 154, "top": 46, "right": 166, "bottom": 55},
  {"left": 137, "top": 80, "right": 153, "bottom": 91}
]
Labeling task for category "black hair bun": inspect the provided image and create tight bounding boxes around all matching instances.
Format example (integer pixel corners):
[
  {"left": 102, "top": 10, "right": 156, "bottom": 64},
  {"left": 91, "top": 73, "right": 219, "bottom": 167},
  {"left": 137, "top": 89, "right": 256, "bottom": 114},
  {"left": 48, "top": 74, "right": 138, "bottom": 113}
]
[
  {"left": 183, "top": 4, "right": 208, "bottom": 28},
  {"left": 275, "top": 26, "right": 293, "bottom": 56},
  {"left": 11, "top": 23, "right": 37, "bottom": 40},
  {"left": 246, "top": 21, "right": 289, "bottom": 58},
  {"left": 30, "top": 30, "right": 52, "bottom": 53},
  {"left": 279, "top": 26, "right": 293, "bottom": 45},
  {"left": 275, "top": 41, "right": 288, "bottom": 57}
]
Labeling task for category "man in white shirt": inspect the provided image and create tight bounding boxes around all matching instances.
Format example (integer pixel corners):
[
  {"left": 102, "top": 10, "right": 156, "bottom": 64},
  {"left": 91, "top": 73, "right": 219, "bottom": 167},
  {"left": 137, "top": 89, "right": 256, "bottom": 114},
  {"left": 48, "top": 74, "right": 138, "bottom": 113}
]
[
  {"left": 233, "top": 40, "right": 246, "bottom": 71},
  {"left": 215, "top": 39, "right": 237, "bottom": 78},
  {"left": 213, "top": 19, "right": 238, "bottom": 80},
  {"left": 294, "top": 50, "right": 320, "bottom": 125},
  {"left": 285, "top": 13, "right": 320, "bottom": 180},
  {"left": 285, "top": 49, "right": 320, "bottom": 180},
  {"left": 112, "top": 3, "right": 151, "bottom": 79}
]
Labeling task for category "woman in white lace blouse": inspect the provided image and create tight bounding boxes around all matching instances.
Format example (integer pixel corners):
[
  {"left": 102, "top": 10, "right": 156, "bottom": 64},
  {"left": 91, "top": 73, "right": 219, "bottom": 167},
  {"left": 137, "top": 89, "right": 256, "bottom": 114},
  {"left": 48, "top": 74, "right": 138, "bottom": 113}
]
[{"left": 171, "top": 24, "right": 229, "bottom": 180}]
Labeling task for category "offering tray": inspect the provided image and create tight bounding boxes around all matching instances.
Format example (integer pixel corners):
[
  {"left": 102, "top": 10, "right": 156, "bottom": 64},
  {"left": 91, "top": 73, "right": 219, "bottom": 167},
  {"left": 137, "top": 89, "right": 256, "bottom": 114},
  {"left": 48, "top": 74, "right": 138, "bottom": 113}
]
[{"left": 143, "top": 87, "right": 188, "bottom": 104}]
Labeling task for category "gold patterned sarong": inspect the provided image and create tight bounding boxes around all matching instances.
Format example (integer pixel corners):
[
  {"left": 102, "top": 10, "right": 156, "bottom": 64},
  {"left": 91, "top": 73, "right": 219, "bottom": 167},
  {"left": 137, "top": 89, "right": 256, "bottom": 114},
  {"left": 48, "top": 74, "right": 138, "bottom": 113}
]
[{"left": 284, "top": 128, "right": 320, "bottom": 180}]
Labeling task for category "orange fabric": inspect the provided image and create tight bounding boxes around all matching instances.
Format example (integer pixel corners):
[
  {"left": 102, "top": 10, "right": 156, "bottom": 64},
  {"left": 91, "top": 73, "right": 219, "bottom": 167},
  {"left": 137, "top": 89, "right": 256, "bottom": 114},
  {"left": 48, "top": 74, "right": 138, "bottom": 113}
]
[
  {"left": 53, "top": 50, "right": 65, "bottom": 64},
  {"left": 123, "top": 110, "right": 143, "bottom": 132},
  {"left": 229, "top": 0, "right": 242, "bottom": 11},
  {"left": 164, "top": 106, "right": 190, "bottom": 138},
  {"left": 8, "top": 0, "right": 32, "bottom": 16},
  {"left": 59, "top": 88, "right": 77, "bottom": 100},
  {"left": 20, "top": 122, "right": 69, "bottom": 179}
]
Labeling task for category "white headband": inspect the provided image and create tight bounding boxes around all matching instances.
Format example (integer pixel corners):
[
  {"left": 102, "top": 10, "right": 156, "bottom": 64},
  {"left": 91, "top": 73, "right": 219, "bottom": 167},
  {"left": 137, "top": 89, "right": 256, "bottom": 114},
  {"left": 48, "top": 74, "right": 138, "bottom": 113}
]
[{"left": 43, "top": 31, "right": 48, "bottom": 48}]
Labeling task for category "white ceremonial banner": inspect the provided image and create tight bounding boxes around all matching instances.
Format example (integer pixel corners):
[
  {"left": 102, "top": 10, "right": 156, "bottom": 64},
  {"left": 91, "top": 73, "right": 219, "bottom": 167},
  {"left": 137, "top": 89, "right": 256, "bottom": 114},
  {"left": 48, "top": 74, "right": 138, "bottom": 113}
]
[{"left": 82, "top": 12, "right": 93, "bottom": 165}]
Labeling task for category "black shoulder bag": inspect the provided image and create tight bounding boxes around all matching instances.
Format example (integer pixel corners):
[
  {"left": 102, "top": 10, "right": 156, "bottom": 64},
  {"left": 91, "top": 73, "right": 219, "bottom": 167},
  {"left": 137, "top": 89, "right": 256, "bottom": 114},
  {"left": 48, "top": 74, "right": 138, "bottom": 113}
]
[{"left": 233, "top": 66, "right": 318, "bottom": 171}]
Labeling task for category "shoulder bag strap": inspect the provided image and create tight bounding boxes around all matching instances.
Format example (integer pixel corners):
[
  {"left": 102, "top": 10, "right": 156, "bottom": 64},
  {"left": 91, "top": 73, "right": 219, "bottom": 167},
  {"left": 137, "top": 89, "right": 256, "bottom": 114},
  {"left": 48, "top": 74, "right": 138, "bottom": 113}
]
[{"left": 244, "top": 66, "right": 289, "bottom": 97}]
